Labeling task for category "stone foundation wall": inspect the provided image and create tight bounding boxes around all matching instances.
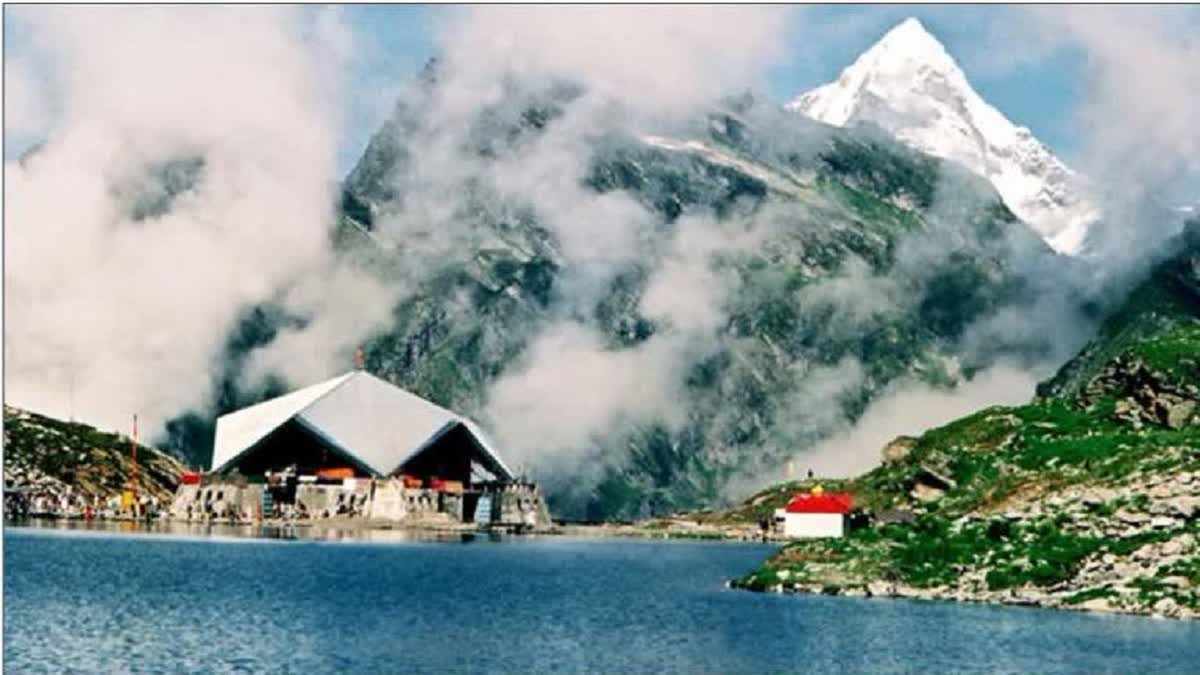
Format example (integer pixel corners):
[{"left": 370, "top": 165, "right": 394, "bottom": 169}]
[
  {"left": 170, "top": 483, "right": 264, "bottom": 521},
  {"left": 368, "top": 480, "right": 407, "bottom": 520},
  {"left": 493, "top": 484, "right": 553, "bottom": 528},
  {"left": 297, "top": 482, "right": 373, "bottom": 518},
  {"left": 168, "top": 478, "right": 548, "bottom": 528}
]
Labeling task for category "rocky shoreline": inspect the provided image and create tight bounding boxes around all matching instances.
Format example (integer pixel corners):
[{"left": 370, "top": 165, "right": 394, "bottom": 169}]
[
  {"left": 730, "top": 576, "right": 1199, "bottom": 621},
  {"left": 732, "top": 462, "right": 1200, "bottom": 621}
]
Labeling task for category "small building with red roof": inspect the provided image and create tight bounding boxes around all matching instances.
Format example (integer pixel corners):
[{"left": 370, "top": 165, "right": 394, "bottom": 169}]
[{"left": 773, "top": 485, "right": 854, "bottom": 539}]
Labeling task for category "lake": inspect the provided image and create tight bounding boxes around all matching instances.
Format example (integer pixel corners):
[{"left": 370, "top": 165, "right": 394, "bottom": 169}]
[{"left": 4, "top": 525, "right": 1199, "bottom": 673}]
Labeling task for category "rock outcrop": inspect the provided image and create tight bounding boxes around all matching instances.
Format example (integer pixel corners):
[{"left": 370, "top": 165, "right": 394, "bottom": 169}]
[
  {"left": 4, "top": 406, "right": 187, "bottom": 516},
  {"left": 1080, "top": 357, "right": 1200, "bottom": 430}
]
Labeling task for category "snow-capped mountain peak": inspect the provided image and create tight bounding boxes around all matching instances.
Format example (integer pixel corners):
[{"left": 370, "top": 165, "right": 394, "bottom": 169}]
[{"left": 787, "top": 17, "right": 1097, "bottom": 255}]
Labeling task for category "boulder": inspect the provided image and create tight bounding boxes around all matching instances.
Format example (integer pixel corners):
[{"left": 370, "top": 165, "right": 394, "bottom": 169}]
[
  {"left": 1116, "top": 510, "right": 1150, "bottom": 526},
  {"left": 1163, "top": 400, "right": 1196, "bottom": 430},
  {"left": 910, "top": 466, "right": 957, "bottom": 502},
  {"left": 1113, "top": 398, "right": 1142, "bottom": 425},
  {"left": 1080, "top": 597, "right": 1116, "bottom": 613},
  {"left": 1153, "top": 597, "right": 1182, "bottom": 618},
  {"left": 1149, "top": 484, "right": 1176, "bottom": 499},
  {"left": 1160, "top": 539, "right": 1184, "bottom": 556},
  {"left": 881, "top": 436, "right": 919, "bottom": 464},
  {"left": 1150, "top": 500, "right": 1175, "bottom": 516},
  {"left": 911, "top": 483, "right": 946, "bottom": 503},
  {"left": 1151, "top": 516, "right": 1180, "bottom": 529},
  {"left": 1132, "top": 546, "right": 1158, "bottom": 562},
  {"left": 1113, "top": 562, "right": 1141, "bottom": 578},
  {"left": 866, "top": 581, "right": 895, "bottom": 597},
  {"left": 1166, "top": 496, "right": 1200, "bottom": 520}
]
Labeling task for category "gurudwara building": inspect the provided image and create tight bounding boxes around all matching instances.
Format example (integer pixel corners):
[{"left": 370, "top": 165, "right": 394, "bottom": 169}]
[{"left": 169, "top": 370, "right": 551, "bottom": 530}]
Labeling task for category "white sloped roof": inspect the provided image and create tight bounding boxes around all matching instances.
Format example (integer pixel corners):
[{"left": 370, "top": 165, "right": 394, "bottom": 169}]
[
  {"left": 210, "top": 372, "right": 354, "bottom": 472},
  {"left": 209, "top": 371, "right": 514, "bottom": 480}
]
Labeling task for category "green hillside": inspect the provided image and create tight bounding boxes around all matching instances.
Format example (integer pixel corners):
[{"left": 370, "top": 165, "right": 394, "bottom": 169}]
[
  {"left": 5, "top": 406, "right": 186, "bottom": 504},
  {"left": 734, "top": 224, "right": 1200, "bottom": 619}
]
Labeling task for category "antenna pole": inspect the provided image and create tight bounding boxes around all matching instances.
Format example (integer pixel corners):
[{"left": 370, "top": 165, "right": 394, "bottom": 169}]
[{"left": 130, "top": 414, "right": 139, "bottom": 516}]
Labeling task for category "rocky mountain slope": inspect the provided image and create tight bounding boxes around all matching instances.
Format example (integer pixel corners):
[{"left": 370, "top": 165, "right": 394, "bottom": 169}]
[
  {"left": 733, "top": 221, "right": 1200, "bottom": 619},
  {"left": 5, "top": 406, "right": 186, "bottom": 505},
  {"left": 322, "top": 66, "right": 1069, "bottom": 520},
  {"left": 787, "top": 18, "right": 1097, "bottom": 255}
]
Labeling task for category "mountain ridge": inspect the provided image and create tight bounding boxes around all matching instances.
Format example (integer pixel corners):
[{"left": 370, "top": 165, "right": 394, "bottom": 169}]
[
  {"left": 324, "top": 72, "right": 1066, "bottom": 519},
  {"left": 787, "top": 17, "right": 1097, "bottom": 255}
]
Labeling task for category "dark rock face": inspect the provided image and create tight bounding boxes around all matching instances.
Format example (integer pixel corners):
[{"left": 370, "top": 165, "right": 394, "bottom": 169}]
[
  {"left": 114, "top": 156, "right": 207, "bottom": 223},
  {"left": 1081, "top": 357, "right": 1200, "bottom": 430}
]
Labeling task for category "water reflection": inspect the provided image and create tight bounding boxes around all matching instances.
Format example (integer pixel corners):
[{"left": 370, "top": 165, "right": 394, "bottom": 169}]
[{"left": 6, "top": 517, "right": 499, "bottom": 545}]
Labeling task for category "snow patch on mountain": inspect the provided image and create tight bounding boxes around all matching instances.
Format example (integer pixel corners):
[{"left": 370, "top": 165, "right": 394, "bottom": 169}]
[
  {"left": 787, "top": 17, "right": 1098, "bottom": 255},
  {"left": 639, "top": 134, "right": 816, "bottom": 198}
]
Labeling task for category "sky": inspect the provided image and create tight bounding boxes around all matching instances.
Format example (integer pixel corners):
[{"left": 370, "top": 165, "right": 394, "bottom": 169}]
[
  {"left": 3, "top": 4, "right": 1098, "bottom": 177},
  {"left": 329, "top": 4, "right": 1092, "bottom": 174}
]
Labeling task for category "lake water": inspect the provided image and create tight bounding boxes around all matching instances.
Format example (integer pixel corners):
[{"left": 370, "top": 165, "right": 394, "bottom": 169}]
[{"left": 5, "top": 525, "right": 1200, "bottom": 673}]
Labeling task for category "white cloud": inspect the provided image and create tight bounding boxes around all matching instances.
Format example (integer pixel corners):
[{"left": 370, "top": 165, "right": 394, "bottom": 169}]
[
  {"left": 977, "top": 6, "right": 1200, "bottom": 267},
  {"left": 3, "top": 6, "right": 390, "bottom": 437},
  {"left": 799, "top": 363, "right": 1036, "bottom": 478},
  {"left": 726, "top": 363, "right": 1037, "bottom": 500},
  {"left": 483, "top": 321, "right": 685, "bottom": 465},
  {"left": 438, "top": 5, "right": 798, "bottom": 116}
]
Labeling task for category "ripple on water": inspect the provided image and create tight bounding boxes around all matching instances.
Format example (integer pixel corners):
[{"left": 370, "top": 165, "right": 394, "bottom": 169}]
[{"left": 4, "top": 527, "right": 1199, "bottom": 673}]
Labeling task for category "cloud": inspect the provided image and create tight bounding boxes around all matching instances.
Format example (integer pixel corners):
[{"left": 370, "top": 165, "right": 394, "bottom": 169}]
[
  {"left": 3, "top": 6, "right": 390, "bottom": 436},
  {"left": 437, "top": 5, "right": 798, "bottom": 116},
  {"left": 483, "top": 321, "right": 686, "bottom": 466},
  {"left": 725, "top": 363, "right": 1038, "bottom": 500},
  {"left": 797, "top": 363, "right": 1036, "bottom": 478},
  {"left": 338, "top": 6, "right": 802, "bottom": 484},
  {"left": 975, "top": 6, "right": 1200, "bottom": 269},
  {"left": 240, "top": 263, "right": 398, "bottom": 389}
]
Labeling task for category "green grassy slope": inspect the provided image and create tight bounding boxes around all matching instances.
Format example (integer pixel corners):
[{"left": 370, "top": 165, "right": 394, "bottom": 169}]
[
  {"left": 732, "top": 229, "right": 1200, "bottom": 618},
  {"left": 5, "top": 406, "right": 187, "bottom": 503}
]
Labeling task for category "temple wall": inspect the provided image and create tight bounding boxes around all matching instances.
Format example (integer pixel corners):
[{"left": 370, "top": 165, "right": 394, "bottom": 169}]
[
  {"left": 168, "top": 477, "right": 553, "bottom": 530},
  {"left": 169, "top": 483, "right": 264, "bottom": 521},
  {"left": 493, "top": 483, "right": 553, "bottom": 528}
]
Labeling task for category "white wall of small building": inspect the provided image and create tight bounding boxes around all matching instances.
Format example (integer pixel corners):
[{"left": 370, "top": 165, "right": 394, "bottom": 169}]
[{"left": 776, "top": 511, "right": 846, "bottom": 538}]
